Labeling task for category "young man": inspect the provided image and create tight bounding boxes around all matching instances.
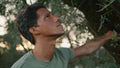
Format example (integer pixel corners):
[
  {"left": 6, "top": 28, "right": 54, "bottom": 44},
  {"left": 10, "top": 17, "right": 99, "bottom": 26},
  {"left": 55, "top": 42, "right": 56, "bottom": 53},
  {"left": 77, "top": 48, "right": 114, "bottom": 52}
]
[{"left": 11, "top": 3, "right": 118, "bottom": 68}]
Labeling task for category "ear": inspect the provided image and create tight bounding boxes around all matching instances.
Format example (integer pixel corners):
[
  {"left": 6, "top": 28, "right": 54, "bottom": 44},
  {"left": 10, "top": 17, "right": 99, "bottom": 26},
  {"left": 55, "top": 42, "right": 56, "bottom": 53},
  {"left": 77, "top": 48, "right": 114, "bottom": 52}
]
[{"left": 29, "top": 26, "right": 40, "bottom": 35}]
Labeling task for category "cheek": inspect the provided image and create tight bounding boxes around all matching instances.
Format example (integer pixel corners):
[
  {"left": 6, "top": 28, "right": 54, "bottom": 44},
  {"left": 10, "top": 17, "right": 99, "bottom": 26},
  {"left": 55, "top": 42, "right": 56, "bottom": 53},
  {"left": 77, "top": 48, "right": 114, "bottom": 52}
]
[
  {"left": 40, "top": 24, "right": 56, "bottom": 34},
  {"left": 45, "top": 25, "right": 56, "bottom": 32},
  {"left": 42, "top": 21, "right": 55, "bottom": 30}
]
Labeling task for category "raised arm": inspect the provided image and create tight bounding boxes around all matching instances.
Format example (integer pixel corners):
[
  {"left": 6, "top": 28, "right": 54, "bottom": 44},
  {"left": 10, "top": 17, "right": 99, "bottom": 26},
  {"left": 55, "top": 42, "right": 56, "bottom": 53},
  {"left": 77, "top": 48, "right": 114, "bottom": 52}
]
[{"left": 72, "top": 31, "right": 117, "bottom": 61}]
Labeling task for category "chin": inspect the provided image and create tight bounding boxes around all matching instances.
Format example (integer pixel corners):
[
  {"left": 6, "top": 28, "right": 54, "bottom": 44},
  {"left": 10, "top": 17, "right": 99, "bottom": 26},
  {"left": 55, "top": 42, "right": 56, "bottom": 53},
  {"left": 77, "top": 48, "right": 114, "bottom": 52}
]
[
  {"left": 56, "top": 32, "right": 65, "bottom": 36},
  {"left": 58, "top": 32, "right": 65, "bottom": 36}
]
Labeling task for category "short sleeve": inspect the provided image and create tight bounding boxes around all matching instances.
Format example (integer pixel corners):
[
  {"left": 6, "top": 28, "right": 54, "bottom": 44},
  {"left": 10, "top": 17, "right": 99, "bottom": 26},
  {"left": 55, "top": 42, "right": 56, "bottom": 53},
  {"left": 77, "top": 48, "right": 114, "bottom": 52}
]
[{"left": 58, "top": 48, "right": 75, "bottom": 61}]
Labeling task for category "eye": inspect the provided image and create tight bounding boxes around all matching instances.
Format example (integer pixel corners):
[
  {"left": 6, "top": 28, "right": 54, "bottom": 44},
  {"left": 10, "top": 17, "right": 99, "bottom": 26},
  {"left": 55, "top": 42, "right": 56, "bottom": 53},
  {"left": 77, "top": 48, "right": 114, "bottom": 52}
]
[{"left": 46, "top": 14, "right": 50, "bottom": 18}]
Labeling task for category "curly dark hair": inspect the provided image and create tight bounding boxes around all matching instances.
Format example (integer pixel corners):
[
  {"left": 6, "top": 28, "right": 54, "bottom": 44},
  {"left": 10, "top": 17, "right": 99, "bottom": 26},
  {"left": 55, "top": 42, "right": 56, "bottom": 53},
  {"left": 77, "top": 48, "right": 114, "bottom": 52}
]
[{"left": 16, "top": 3, "right": 46, "bottom": 44}]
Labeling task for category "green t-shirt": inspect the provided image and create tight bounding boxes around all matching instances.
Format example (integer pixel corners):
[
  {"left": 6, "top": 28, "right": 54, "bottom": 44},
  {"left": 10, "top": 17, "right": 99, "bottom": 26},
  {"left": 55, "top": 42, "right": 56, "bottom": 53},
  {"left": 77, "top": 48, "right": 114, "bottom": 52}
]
[{"left": 11, "top": 48, "right": 75, "bottom": 68}]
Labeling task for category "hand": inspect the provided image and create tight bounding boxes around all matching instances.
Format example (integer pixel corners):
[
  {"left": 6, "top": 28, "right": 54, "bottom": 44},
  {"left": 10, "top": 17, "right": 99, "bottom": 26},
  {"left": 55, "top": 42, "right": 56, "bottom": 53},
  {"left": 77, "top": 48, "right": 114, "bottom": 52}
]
[{"left": 104, "top": 31, "right": 117, "bottom": 40}]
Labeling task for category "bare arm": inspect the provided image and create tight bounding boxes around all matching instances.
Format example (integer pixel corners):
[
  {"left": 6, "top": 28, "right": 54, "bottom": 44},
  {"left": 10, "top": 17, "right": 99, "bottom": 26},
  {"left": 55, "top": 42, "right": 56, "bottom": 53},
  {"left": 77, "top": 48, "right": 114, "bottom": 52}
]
[{"left": 72, "top": 31, "right": 116, "bottom": 61}]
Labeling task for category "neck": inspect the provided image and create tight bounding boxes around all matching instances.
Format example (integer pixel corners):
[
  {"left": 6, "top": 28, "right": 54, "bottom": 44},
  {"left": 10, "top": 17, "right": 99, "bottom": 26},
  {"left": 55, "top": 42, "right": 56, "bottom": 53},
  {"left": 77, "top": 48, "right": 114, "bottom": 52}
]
[{"left": 33, "top": 36, "right": 57, "bottom": 62}]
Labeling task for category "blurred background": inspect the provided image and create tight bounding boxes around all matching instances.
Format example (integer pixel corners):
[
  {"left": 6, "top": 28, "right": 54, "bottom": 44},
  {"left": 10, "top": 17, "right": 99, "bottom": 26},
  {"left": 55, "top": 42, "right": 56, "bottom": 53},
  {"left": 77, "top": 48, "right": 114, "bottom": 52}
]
[{"left": 0, "top": 0, "right": 120, "bottom": 68}]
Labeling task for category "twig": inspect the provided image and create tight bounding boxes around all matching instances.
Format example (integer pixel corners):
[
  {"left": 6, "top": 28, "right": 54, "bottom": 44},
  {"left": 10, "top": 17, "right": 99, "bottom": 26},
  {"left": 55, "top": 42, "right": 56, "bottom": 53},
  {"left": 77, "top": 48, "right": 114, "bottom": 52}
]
[
  {"left": 98, "top": 15, "right": 105, "bottom": 32},
  {"left": 66, "top": 32, "right": 73, "bottom": 48},
  {"left": 97, "top": 0, "right": 115, "bottom": 12},
  {"left": 20, "top": 43, "right": 28, "bottom": 52}
]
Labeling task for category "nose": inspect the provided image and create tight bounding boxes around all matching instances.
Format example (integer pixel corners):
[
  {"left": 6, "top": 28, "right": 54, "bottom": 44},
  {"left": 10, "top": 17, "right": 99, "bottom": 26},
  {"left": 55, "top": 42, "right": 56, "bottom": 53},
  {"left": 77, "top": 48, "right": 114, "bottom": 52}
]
[{"left": 53, "top": 15, "right": 60, "bottom": 22}]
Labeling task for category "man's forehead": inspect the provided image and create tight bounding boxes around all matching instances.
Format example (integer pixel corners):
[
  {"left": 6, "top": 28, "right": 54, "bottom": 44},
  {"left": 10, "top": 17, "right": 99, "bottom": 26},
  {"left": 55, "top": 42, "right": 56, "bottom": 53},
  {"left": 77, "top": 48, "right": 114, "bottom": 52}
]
[{"left": 37, "top": 8, "right": 50, "bottom": 15}]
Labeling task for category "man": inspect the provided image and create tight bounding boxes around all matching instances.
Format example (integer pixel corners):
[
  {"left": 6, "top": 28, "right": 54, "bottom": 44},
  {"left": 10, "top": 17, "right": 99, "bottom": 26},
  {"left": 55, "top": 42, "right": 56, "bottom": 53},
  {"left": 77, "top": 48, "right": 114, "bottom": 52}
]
[{"left": 11, "top": 2, "right": 118, "bottom": 68}]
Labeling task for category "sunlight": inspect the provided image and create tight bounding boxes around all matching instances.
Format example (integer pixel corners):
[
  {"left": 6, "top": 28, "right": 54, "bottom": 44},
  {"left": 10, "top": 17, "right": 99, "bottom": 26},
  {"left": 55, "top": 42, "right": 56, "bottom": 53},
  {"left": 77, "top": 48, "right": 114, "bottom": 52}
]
[
  {"left": 0, "top": 16, "right": 7, "bottom": 36},
  {"left": 0, "top": 42, "right": 9, "bottom": 50},
  {"left": 60, "top": 38, "right": 71, "bottom": 48},
  {"left": 0, "top": 43, "right": 6, "bottom": 48},
  {"left": 5, "top": 4, "right": 15, "bottom": 13},
  {"left": 26, "top": 0, "right": 38, "bottom": 5},
  {"left": 16, "top": 44, "right": 24, "bottom": 51}
]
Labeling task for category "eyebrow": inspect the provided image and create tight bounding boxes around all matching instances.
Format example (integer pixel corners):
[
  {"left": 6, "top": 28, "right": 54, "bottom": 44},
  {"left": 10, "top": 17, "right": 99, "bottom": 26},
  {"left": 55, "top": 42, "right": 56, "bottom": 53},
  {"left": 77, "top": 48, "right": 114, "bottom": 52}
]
[{"left": 45, "top": 12, "right": 51, "bottom": 16}]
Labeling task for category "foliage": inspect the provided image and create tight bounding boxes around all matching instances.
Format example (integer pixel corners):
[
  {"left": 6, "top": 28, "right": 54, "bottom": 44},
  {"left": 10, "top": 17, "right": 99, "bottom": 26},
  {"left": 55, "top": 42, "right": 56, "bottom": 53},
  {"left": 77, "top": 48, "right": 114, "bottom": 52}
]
[
  {"left": 68, "top": 49, "right": 118, "bottom": 68},
  {"left": 0, "top": 0, "right": 119, "bottom": 68}
]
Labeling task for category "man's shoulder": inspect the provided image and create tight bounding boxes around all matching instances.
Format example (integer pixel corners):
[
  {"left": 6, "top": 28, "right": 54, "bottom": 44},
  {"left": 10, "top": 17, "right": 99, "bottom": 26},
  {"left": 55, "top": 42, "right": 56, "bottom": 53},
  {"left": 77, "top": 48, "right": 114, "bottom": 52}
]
[
  {"left": 56, "top": 48, "right": 75, "bottom": 61},
  {"left": 11, "top": 51, "right": 31, "bottom": 68},
  {"left": 56, "top": 48, "right": 74, "bottom": 56},
  {"left": 56, "top": 48, "right": 74, "bottom": 53}
]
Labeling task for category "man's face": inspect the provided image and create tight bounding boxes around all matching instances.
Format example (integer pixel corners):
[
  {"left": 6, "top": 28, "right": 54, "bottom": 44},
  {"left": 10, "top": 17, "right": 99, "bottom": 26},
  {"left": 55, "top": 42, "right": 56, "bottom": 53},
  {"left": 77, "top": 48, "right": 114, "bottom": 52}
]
[{"left": 35, "top": 8, "right": 65, "bottom": 36}]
